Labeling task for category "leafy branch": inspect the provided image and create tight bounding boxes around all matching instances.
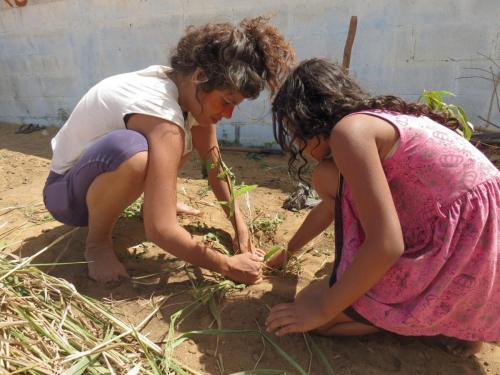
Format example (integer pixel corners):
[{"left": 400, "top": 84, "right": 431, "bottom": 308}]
[{"left": 418, "top": 90, "right": 474, "bottom": 140}]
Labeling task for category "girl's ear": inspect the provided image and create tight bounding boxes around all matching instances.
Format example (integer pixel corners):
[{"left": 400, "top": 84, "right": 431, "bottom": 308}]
[{"left": 191, "top": 68, "right": 208, "bottom": 85}]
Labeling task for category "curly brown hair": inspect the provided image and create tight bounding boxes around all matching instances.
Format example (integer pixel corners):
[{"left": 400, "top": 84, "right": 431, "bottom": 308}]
[
  {"left": 170, "top": 16, "right": 295, "bottom": 98},
  {"left": 272, "top": 58, "right": 460, "bottom": 181}
]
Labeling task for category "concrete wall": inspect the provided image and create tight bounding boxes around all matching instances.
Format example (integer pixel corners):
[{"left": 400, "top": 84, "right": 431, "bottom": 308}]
[{"left": 0, "top": 0, "right": 499, "bottom": 145}]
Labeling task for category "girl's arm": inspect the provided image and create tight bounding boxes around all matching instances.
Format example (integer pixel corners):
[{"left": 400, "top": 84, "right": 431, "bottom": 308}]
[
  {"left": 191, "top": 123, "right": 252, "bottom": 253},
  {"left": 127, "top": 114, "right": 262, "bottom": 284},
  {"left": 319, "top": 116, "right": 404, "bottom": 319},
  {"left": 267, "top": 197, "right": 333, "bottom": 268},
  {"left": 288, "top": 199, "right": 333, "bottom": 253},
  {"left": 267, "top": 160, "right": 336, "bottom": 268},
  {"left": 267, "top": 114, "right": 404, "bottom": 334}
]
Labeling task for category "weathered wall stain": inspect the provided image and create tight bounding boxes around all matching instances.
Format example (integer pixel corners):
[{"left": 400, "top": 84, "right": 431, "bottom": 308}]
[{"left": 4, "top": 0, "right": 28, "bottom": 7}]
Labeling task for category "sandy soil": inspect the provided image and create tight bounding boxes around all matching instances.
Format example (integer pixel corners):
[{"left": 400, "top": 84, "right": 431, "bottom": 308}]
[{"left": 0, "top": 124, "right": 499, "bottom": 375}]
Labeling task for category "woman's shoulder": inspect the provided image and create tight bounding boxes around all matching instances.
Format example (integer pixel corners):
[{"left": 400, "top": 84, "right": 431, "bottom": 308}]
[
  {"left": 135, "top": 65, "right": 173, "bottom": 78},
  {"left": 98, "top": 66, "right": 180, "bottom": 107}
]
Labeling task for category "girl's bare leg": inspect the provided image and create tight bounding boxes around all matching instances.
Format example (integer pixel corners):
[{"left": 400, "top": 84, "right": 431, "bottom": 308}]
[
  {"left": 85, "top": 152, "right": 148, "bottom": 283},
  {"left": 450, "top": 340, "right": 483, "bottom": 357},
  {"left": 436, "top": 336, "right": 484, "bottom": 357}
]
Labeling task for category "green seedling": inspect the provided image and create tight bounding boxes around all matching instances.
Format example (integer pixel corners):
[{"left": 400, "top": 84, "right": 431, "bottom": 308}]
[
  {"left": 22, "top": 206, "right": 55, "bottom": 224},
  {"left": 419, "top": 90, "right": 474, "bottom": 140},
  {"left": 263, "top": 245, "right": 284, "bottom": 262},
  {"left": 252, "top": 215, "right": 283, "bottom": 234},
  {"left": 122, "top": 196, "right": 144, "bottom": 218},
  {"left": 264, "top": 245, "right": 302, "bottom": 276},
  {"left": 130, "top": 241, "right": 153, "bottom": 259},
  {"left": 208, "top": 146, "right": 257, "bottom": 252},
  {"left": 251, "top": 214, "right": 284, "bottom": 247},
  {"left": 203, "top": 232, "right": 230, "bottom": 256},
  {"left": 197, "top": 185, "right": 211, "bottom": 198}
]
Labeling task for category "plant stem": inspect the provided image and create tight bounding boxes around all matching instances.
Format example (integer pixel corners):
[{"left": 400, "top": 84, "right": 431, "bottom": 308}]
[{"left": 208, "top": 146, "right": 245, "bottom": 253}]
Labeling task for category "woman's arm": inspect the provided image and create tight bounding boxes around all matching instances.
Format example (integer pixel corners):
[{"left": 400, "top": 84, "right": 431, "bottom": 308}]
[
  {"left": 127, "top": 114, "right": 262, "bottom": 284},
  {"left": 191, "top": 124, "right": 252, "bottom": 253}
]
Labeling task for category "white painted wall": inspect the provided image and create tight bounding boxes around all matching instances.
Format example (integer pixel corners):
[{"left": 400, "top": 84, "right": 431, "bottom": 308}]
[{"left": 0, "top": 0, "right": 499, "bottom": 144}]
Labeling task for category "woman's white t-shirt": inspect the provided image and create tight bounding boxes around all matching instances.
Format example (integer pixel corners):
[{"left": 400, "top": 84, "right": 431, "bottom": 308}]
[{"left": 50, "top": 65, "right": 197, "bottom": 174}]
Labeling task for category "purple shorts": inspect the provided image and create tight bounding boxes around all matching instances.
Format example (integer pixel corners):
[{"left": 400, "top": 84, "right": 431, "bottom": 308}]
[{"left": 43, "top": 129, "right": 148, "bottom": 227}]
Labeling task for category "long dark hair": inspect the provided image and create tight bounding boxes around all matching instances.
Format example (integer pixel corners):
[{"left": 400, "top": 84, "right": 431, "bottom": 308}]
[
  {"left": 170, "top": 16, "right": 295, "bottom": 99},
  {"left": 272, "top": 58, "right": 459, "bottom": 181}
]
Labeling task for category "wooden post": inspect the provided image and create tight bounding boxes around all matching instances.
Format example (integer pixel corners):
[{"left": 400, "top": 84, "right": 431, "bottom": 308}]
[{"left": 342, "top": 16, "right": 358, "bottom": 73}]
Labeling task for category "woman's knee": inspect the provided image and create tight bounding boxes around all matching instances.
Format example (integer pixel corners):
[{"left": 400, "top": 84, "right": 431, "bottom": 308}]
[{"left": 118, "top": 151, "right": 148, "bottom": 185}]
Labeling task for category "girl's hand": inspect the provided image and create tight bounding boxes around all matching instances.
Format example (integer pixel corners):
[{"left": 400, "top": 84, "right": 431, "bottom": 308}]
[
  {"left": 266, "top": 250, "right": 288, "bottom": 269},
  {"left": 265, "top": 298, "right": 330, "bottom": 336}
]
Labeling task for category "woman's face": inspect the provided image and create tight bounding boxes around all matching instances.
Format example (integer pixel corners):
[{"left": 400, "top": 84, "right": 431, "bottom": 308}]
[{"left": 192, "top": 88, "right": 245, "bottom": 127}]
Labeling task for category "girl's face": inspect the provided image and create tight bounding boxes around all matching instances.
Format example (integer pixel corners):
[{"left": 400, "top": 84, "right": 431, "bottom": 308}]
[
  {"left": 284, "top": 119, "right": 331, "bottom": 161},
  {"left": 296, "top": 136, "right": 331, "bottom": 161},
  {"left": 192, "top": 88, "right": 245, "bottom": 127}
]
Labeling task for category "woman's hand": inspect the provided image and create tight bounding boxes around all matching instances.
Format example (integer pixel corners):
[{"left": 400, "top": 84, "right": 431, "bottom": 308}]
[
  {"left": 266, "top": 249, "right": 288, "bottom": 269},
  {"left": 225, "top": 251, "right": 264, "bottom": 284},
  {"left": 265, "top": 297, "right": 330, "bottom": 336}
]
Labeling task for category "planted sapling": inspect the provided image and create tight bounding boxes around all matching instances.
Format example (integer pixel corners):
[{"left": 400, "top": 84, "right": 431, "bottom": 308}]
[{"left": 207, "top": 146, "right": 256, "bottom": 253}]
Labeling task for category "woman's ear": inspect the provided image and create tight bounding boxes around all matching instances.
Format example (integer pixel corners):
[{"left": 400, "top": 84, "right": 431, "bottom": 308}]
[{"left": 191, "top": 68, "right": 208, "bottom": 84}]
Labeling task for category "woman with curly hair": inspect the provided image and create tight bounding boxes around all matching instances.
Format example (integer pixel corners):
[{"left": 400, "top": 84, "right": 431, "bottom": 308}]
[
  {"left": 266, "top": 58, "right": 499, "bottom": 356},
  {"left": 43, "top": 17, "right": 295, "bottom": 284}
]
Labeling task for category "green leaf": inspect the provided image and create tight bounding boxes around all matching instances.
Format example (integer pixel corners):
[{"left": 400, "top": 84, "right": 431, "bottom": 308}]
[
  {"left": 306, "top": 334, "right": 335, "bottom": 375},
  {"left": 264, "top": 245, "right": 284, "bottom": 261},
  {"left": 61, "top": 354, "right": 101, "bottom": 375},
  {"left": 234, "top": 184, "right": 258, "bottom": 198},
  {"left": 170, "top": 328, "right": 258, "bottom": 349},
  {"left": 418, "top": 89, "right": 473, "bottom": 140},
  {"left": 260, "top": 331, "right": 308, "bottom": 375},
  {"left": 169, "top": 362, "right": 190, "bottom": 375}
]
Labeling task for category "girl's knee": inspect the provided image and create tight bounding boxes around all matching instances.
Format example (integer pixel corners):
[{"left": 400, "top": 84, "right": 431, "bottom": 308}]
[{"left": 312, "top": 159, "right": 339, "bottom": 196}]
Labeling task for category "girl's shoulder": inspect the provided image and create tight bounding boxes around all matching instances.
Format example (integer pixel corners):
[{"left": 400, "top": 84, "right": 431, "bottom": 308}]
[
  {"left": 342, "top": 110, "right": 408, "bottom": 124},
  {"left": 333, "top": 110, "right": 403, "bottom": 142},
  {"left": 337, "top": 110, "right": 435, "bottom": 141},
  {"left": 333, "top": 111, "right": 402, "bottom": 161}
]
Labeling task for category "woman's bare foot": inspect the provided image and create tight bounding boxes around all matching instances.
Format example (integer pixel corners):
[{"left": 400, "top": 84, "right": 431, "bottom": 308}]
[
  {"left": 84, "top": 241, "right": 129, "bottom": 283},
  {"left": 140, "top": 201, "right": 200, "bottom": 218},
  {"left": 176, "top": 202, "right": 201, "bottom": 216}
]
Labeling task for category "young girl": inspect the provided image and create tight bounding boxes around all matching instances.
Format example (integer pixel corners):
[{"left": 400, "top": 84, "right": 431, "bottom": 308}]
[
  {"left": 265, "top": 58, "right": 499, "bottom": 356},
  {"left": 43, "top": 17, "right": 295, "bottom": 284}
]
